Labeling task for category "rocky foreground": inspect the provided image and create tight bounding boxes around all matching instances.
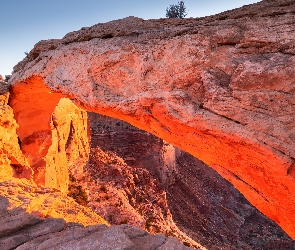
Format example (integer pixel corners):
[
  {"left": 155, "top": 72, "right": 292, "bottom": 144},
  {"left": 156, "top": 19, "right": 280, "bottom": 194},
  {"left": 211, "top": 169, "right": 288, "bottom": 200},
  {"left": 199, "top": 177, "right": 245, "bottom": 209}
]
[{"left": 0, "top": 182, "right": 193, "bottom": 250}]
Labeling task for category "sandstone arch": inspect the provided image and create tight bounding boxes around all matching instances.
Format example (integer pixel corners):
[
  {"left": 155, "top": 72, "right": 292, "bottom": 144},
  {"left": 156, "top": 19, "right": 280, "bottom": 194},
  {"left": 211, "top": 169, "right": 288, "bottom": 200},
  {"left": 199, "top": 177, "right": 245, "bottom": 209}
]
[{"left": 9, "top": 0, "right": 295, "bottom": 238}]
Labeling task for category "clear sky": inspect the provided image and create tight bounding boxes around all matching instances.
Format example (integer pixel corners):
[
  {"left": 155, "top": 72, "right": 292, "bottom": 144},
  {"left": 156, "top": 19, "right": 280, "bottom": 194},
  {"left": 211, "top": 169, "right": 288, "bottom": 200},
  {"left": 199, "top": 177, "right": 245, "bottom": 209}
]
[{"left": 0, "top": 0, "right": 260, "bottom": 77}]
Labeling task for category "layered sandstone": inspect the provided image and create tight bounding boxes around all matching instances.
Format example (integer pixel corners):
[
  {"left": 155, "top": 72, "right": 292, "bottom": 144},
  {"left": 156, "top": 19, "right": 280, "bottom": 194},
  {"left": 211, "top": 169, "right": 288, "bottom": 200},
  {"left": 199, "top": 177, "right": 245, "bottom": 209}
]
[
  {"left": 168, "top": 151, "right": 295, "bottom": 250},
  {"left": 72, "top": 147, "right": 203, "bottom": 248},
  {"left": 9, "top": 0, "right": 295, "bottom": 238},
  {"left": 89, "top": 113, "right": 177, "bottom": 186},
  {"left": 44, "top": 98, "right": 90, "bottom": 192}
]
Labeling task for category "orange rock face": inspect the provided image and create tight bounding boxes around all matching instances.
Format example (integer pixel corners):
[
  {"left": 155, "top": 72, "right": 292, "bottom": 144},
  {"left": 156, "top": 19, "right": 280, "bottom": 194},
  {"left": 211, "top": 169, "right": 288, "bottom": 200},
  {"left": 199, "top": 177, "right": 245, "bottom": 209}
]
[
  {"left": 9, "top": 79, "right": 90, "bottom": 192},
  {"left": 0, "top": 83, "right": 31, "bottom": 181},
  {"left": 9, "top": 0, "right": 295, "bottom": 238}
]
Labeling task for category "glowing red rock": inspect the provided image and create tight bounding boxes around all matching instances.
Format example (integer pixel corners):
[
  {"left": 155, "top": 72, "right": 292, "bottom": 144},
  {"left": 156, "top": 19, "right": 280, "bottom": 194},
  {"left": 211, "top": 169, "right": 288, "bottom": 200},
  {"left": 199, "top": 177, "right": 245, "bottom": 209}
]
[{"left": 9, "top": 0, "right": 295, "bottom": 238}]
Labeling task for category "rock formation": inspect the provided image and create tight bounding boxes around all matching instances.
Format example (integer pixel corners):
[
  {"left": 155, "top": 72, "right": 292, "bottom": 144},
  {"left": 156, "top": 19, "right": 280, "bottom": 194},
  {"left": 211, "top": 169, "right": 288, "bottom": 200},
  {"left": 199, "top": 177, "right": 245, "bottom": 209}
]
[
  {"left": 168, "top": 151, "right": 295, "bottom": 250},
  {"left": 72, "top": 146, "right": 202, "bottom": 248},
  {"left": 9, "top": 81, "right": 90, "bottom": 192},
  {"left": 0, "top": 87, "right": 196, "bottom": 249},
  {"left": 87, "top": 113, "right": 295, "bottom": 249},
  {"left": 0, "top": 180, "right": 193, "bottom": 250},
  {"left": 89, "top": 113, "right": 177, "bottom": 186},
  {"left": 0, "top": 81, "right": 31, "bottom": 181},
  {"left": 8, "top": 0, "right": 295, "bottom": 239}
]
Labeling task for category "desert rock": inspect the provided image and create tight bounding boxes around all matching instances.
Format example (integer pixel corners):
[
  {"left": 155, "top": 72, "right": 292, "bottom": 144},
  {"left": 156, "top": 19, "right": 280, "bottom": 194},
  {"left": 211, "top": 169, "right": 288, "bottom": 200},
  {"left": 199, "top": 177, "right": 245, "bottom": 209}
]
[
  {"left": 9, "top": 0, "right": 295, "bottom": 238},
  {"left": 0, "top": 82, "right": 31, "bottom": 181},
  {"left": 9, "top": 82, "right": 90, "bottom": 192},
  {"left": 88, "top": 113, "right": 295, "bottom": 249},
  {"left": 0, "top": 180, "right": 197, "bottom": 250}
]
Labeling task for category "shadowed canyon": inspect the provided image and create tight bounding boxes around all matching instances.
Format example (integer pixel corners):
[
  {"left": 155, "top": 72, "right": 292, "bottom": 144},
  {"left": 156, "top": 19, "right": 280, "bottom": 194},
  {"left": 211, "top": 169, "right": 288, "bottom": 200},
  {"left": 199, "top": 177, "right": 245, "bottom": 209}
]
[{"left": 1, "top": 0, "right": 295, "bottom": 249}]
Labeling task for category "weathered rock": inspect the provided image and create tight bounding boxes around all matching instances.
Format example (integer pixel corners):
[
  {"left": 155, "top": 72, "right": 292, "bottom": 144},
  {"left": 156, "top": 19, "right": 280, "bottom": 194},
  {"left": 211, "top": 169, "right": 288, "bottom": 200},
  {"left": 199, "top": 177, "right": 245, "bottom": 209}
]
[
  {"left": 48, "top": 225, "right": 134, "bottom": 250},
  {"left": 87, "top": 113, "right": 295, "bottom": 249},
  {"left": 167, "top": 151, "right": 295, "bottom": 250},
  {"left": 14, "top": 223, "right": 197, "bottom": 250},
  {"left": 0, "top": 218, "right": 65, "bottom": 250},
  {"left": 89, "top": 112, "right": 177, "bottom": 186},
  {"left": 0, "top": 184, "right": 196, "bottom": 250},
  {"left": 9, "top": 0, "right": 295, "bottom": 238},
  {"left": 16, "top": 224, "right": 108, "bottom": 250},
  {"left": 43, "top": 98, "right": 90, "bottom": 192},
  {"left": 79, "top": 147, "right": 201, "bottom": 248},
  {"left": 8, "top": 81, "right": 89, "bottom": 191},
  {"left": 0, "top": 82, "right": 31, "bottom": 181},
  {"left": 0, "top": 180, "right": 107, "bottom": 227},
  {"left": 158, "top": 237, "right": 192, "bottom": 250}
]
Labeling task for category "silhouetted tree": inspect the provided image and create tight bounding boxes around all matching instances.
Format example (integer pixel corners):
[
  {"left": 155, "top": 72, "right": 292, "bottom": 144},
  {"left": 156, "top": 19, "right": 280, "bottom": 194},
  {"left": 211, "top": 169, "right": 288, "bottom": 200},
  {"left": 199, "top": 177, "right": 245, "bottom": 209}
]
[
  {"left": 5, "top": 75, "right": 11, "bottom": 82},
  {"left": 166, "top": 1, "right": 188, "bottom": 19}
]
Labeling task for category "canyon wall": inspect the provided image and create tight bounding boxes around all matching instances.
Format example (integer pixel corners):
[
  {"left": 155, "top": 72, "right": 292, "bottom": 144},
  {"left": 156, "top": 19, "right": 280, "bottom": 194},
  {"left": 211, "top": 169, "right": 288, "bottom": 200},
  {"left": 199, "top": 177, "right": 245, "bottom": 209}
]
[
  {"left": 88, "top": 113, "right": 295, "bottom": 249},
  {"left": 89, "top": 113, "right": 177, "bottom": 186},
  {"left": 9, "top": 0, "right": 295, "bottom": 238},
  {"left": 8, "top": 77, "right": 90, "bottom": 192},
  {"left": 0, "top": 81, "right": 31, "bottom": 181}
]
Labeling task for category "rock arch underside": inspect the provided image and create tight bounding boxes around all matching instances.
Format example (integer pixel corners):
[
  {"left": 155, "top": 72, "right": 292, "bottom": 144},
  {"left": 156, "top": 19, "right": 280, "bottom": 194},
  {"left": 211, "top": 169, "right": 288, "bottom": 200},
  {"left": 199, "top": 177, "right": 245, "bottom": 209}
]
[{"left": 8, "top": 0, "right": 295, "bottom": 240}]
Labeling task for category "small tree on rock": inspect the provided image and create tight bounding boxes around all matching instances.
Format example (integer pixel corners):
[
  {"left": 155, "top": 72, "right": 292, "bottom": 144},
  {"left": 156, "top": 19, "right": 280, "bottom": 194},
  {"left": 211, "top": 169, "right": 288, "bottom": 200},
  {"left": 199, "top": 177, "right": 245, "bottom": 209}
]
[{"left": 166, "top": 1, "right": 188, "bottom": 19}]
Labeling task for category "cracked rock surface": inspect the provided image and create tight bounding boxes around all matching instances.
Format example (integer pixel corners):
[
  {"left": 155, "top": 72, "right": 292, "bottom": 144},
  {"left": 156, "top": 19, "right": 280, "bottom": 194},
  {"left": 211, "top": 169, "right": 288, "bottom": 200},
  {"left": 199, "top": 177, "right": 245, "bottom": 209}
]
[
  {"left": 9, "top": 0, "right": 295, "bottom": 239},
  {"left": 0, "top": 180, "right": 196, "bottom": 250}
]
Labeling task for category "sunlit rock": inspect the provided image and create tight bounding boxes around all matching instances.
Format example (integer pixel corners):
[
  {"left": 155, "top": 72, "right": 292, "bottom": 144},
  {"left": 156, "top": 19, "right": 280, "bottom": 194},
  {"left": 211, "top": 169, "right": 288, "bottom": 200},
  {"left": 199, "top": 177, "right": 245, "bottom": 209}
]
[
  {"left": 9, "top": 80, "right": 89, "bottom": 192},
  {"left": 9, "top": 0, "right": 295, "bottom": 238},
  {"left": 0, "top": 81, "right": 31, "bottom": 181}
]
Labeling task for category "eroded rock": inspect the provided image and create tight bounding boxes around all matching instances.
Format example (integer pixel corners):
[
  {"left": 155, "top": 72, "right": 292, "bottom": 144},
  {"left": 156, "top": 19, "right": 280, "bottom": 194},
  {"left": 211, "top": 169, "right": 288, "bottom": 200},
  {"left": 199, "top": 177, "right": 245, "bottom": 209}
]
[
  {"left": 89, "top": 112, "right": 177, "bottom": 187},
  {"left": 0, "top": 181, "right": 197, "bottom": 250},
  {"left": 9, "top": 0, "right": 295, "bottom": 238},
  {"left": 87, "top": 113, "right": 295, "bottom": 249},
  {"left": 9, "top": 80, "right": 89, "bottom": 192},
  {"left": 77, "top": 147, "right": 201, "bottom": 248},
  {"left": 0, "top": 81, "right": 31, "bottom": 181}
]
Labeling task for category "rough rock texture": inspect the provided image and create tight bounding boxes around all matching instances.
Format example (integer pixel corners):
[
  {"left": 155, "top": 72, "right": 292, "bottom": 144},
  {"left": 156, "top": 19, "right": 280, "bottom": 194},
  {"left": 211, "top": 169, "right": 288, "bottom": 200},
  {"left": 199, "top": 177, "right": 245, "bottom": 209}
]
[
  {"left": 0, "top": 179, "right": 107, "bottom": 226},
  {"left": 74, "top": 147, "right": 202, "bottom": 248},
  {"left": 168, "top": 151, "right": 295, "bottom": 250},
  {"left": 44, "top": 98, "right": 90, "bottom": 192},
  {"left": 0, "top": 81, "right": 31, "bottom": 181},
  {"left": 89, "top": 112, "right": 177, "bottom": 186},
  {"left": 9, "top": 80, "right": 90, "bottom": 192},
  {"left": 14, "top": 224, "right": 194, "bottom": 250},
  {"left": 0, "top": 180, "right": 196, "bottom": 250},
  {"left": 9, "top": 0, "right": 295, "bottom": 238},
  {"left": 88, "top": 113, "right": 295, "bottom": 249}
]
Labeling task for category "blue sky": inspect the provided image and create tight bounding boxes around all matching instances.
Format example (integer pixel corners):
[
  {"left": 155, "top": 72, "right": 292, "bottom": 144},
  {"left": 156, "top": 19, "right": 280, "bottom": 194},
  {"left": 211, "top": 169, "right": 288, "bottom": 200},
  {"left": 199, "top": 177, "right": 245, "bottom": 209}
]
[{"left": 0, "top": 0, "right": 260, "bottom": 77}]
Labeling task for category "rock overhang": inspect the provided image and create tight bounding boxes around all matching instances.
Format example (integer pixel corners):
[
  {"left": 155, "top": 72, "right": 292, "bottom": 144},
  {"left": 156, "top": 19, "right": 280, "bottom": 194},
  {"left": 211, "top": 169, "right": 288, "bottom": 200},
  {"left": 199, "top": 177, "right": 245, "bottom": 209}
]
[{"left": 8, "top": 0, "right": 295, "bottom": 239}]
